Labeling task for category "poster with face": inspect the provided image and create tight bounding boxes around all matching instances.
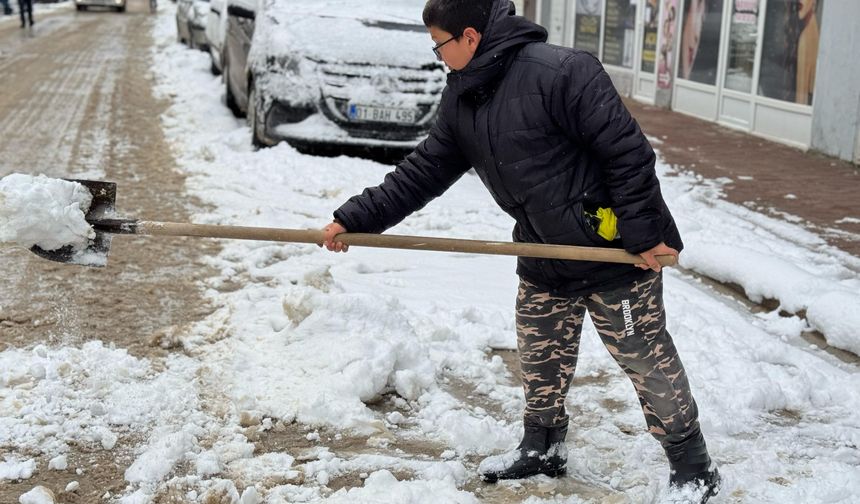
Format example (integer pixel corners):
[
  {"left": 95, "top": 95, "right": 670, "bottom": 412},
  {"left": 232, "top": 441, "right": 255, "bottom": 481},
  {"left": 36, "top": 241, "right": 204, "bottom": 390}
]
[
  {"left": 758, "top": 0, "right": 824, "bottom": 105},
  {"left": 657, "top": 0, "right": 678, "bottom": 88},
  {"left": 679, "top": 0, "right": 725, "bottom": 85}
]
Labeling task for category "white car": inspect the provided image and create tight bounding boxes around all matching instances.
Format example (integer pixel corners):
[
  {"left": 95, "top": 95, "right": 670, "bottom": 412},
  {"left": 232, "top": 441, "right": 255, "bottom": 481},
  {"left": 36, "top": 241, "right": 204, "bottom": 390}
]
[
  {"left": 176, "top": 0, "right": 210, "bottom": 51},
  {"left": 75, "top": 0, "right": 126, "bottom": 12},
  {"left": 205, "top": 0, "right": 228, "bottom": 75},
  {"left": 244, "top": 0, "right": 446, "bottom": 151}
]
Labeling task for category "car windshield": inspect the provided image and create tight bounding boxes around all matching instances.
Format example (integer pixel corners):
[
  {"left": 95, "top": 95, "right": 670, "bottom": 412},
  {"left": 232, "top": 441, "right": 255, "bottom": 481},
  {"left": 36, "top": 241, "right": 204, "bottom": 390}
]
[
  {"left": 313, "top": 15, "right": 425, "bottom": 33},
  {"left": 255, "top": 0, "right": 437, "bottom": 69},
  {"left": 359, "top": 19, "right": 425, "bottom": 33}
]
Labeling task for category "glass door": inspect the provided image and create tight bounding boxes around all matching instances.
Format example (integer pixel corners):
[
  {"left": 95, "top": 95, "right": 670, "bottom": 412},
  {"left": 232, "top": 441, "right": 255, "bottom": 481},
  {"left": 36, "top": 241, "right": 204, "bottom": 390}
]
[
  {"left": 602, "top": 0, "right": 638, "bottom": 69},
  {"left": 540, "top": 0, "right": 570, "bottom": 45},
  {"left": 573, "top": 0, "right": 604, "bottom": 56},
  {"left": 635, "top": 0, "right": 661, "bottom": 101},
  {"left": 719, "top": 0, "right": 762, "bottom": 127}
]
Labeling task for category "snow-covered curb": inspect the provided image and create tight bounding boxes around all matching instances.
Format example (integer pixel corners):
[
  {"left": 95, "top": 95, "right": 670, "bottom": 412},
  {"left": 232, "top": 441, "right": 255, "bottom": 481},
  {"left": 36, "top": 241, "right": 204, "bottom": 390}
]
[{"left": 660, "top": 168, "right": 860, "bottom": 355}]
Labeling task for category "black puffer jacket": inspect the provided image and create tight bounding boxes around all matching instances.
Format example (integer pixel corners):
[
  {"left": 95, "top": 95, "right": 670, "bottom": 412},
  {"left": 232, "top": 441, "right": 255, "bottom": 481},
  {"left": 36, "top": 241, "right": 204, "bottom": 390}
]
[{"left": 334, "top": 0, "right": 682, "bottom": 297}]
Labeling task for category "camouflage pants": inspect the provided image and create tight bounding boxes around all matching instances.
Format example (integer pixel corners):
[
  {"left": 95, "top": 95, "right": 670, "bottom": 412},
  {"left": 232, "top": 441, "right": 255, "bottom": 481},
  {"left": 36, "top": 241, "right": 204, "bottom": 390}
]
[{"left": 516, "top": 271, "right": 700, "bottom": 447}]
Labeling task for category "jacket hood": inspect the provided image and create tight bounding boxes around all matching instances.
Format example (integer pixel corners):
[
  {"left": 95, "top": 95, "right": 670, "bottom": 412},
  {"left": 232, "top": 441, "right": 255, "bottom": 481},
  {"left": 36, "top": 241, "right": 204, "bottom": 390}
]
[{"left": 446, "top": 0, "right": 547, "bottom": 96}]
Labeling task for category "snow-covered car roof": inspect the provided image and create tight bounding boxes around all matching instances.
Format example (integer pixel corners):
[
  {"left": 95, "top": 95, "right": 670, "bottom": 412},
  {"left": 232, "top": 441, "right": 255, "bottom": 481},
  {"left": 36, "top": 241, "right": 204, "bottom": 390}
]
[{"left": 253, "top": 0, "right": 437, "bottom": 69}]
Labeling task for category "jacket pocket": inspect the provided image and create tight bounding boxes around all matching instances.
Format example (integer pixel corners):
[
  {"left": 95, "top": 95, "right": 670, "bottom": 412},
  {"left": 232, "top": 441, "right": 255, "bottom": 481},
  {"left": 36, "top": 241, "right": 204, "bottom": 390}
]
[{"left": 527, "top": 201, "right": 605, "bottom": 247}]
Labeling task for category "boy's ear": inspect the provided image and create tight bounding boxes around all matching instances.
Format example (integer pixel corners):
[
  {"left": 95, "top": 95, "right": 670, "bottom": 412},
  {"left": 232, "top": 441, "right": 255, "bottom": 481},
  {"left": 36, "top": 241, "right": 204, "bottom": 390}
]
[{"left": 463, "top": 27, "right": 482, "bottom": 52}]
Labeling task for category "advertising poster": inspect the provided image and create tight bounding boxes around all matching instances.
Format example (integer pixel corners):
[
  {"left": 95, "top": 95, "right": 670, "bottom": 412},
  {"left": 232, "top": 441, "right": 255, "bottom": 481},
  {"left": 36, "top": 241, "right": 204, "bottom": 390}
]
[
  {"left": 758, "top": 0, "right": 824, "bottom": 105},
  {"left": 574, "top": 0, "right": 603, "bottom": 55},
  {"left": 679, "top": 0, "right": 725, "bottom": 85},
  {"left": 602, "top": 0, "right": 636, "bottom": 68},
  {"left": 657, "top": 0, "right": 678, "bottom": 88},
  {"left": 724, "top": 0, "right": 759, "bottom": 93},
  {"left": 642, "top": 0, "right": 661, "bottom": 73}
]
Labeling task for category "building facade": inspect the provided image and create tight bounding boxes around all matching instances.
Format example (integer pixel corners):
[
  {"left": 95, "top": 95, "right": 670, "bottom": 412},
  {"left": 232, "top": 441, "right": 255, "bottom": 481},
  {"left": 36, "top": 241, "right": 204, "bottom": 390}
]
[{"left": 528, "top": 0, "right": 860, "bottom": 164}]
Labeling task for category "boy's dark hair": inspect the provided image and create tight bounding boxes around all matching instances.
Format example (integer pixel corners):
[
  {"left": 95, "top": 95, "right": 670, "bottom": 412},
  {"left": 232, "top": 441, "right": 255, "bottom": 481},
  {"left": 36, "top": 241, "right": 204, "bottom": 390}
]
[{"left": 422, "top": 0, "right": 495, "bottom": 36}]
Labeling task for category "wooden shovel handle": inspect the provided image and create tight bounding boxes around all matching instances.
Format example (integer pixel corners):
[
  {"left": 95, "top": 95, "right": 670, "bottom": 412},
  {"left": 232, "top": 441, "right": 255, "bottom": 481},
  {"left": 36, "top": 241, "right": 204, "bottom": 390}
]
[{"left": 138, "top": 221, "right": 677, "bottom": 267}]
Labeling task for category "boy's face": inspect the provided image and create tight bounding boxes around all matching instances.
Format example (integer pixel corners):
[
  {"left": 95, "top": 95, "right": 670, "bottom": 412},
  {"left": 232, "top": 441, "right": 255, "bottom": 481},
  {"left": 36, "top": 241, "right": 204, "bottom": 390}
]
[{"left": 429, "top": 26, "right": 482, "bottom": 71}]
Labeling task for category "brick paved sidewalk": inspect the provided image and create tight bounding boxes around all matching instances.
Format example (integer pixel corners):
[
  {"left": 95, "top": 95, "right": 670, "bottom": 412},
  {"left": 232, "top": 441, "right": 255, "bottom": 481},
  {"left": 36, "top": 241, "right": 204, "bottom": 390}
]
[{"left": 625, "top": 99, "right": 860, "bottom": 258}]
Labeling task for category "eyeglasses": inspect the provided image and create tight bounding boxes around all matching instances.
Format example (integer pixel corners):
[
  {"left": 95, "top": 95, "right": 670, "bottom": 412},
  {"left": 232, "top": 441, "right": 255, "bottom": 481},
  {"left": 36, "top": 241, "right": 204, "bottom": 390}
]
[{"left": 432, "top": 35, "right": 459, "bottom": 60}]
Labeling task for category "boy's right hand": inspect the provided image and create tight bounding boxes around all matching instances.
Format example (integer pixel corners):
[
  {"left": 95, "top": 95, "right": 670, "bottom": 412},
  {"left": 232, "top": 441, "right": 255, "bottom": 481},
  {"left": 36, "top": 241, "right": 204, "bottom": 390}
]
[{"left": 321, "top": 221, "right": 349, "bottom": 253}]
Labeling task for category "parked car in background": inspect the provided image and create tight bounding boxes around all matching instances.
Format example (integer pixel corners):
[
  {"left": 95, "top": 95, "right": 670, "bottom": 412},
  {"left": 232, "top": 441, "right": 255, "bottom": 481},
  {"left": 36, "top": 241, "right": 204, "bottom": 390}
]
[
  {"left": 243, "top": 0, "right": 446, "bottom": 151},
  {"left": 176, "top": 0, "right": 210, "bottom": 51},
  {"left": 205, "top": 0, "right": 227, "bottom": 75},
  {"left": 222, "top": 0, "right": 258, "bottom": 117},
  {"left": 75, "top": 0, "right": 126, "bottom": 12}
]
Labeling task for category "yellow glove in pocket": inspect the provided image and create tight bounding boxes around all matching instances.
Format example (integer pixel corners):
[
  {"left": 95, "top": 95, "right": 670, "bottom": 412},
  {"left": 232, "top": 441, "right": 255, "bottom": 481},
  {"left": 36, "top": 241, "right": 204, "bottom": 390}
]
[{"left": 585, "top": 207, "right": 620, "bottom": 241}]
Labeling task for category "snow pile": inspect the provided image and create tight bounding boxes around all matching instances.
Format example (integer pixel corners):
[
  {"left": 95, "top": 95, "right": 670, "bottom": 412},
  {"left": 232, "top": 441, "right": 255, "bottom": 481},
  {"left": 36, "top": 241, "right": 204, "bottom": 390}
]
[
  {"left": 659, "top": 167, "right": 860, "bottom": 354},
  {"left": 806, "top": 291, "right": 860, "bottom": 354},
  {"left": 0, "top": 457, "right": 36, "bottom": 481},
  {"left": 0, "top": 341, "right": 210, "bottom": 485},
  {"left": 0, "top": 173, "right": 94, "bottom": 251},
  {"left": 18, "top": 486, "right": 55, "bottom": 504},
  {"left": 321, "top": 470, "right": 477, "bottom": 503}
]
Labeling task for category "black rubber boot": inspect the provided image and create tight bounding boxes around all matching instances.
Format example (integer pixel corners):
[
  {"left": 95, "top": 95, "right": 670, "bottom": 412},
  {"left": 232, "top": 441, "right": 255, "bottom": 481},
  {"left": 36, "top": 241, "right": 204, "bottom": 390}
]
[
  {"left": 666, "top": 427, "right": 721, "bottom": 503},
  {"left": 543, "top": 422, "right": 568, "bottom": 476},
  {"left": 479, "top": 419, "right": 568, "bottom": 482}
]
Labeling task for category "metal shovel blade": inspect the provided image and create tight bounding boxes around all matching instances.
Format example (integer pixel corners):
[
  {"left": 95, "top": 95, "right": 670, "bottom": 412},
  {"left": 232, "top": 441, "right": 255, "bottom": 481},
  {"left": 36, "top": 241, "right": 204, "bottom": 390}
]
[{"left": 29, "top": 180, "right": 119, "bottom": 267}]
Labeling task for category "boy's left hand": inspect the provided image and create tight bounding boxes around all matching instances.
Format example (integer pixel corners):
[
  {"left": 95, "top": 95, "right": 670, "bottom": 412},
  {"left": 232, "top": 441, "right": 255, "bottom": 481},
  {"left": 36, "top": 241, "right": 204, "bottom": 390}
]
[{"left": 635, "top": 242, "right": 679, "bottom": 272}]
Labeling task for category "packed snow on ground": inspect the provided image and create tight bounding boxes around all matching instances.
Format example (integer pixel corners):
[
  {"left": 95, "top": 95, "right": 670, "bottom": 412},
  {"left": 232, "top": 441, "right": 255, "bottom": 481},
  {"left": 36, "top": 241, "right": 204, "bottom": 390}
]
[
  {"left": 0, "top": 173, "right": 94, "bottom": 251},
  {"left": 3, "top": 4, "right": 858, "bottom": 503},
  {"left": 0, "top": 342, "right": 220, "bottom": 485}
]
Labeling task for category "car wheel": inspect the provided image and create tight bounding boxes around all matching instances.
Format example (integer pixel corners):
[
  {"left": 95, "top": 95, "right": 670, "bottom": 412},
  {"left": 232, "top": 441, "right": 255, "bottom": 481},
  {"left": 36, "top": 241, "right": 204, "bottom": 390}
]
[
  {"left": 117, "top": 4, "right": 125, "bottom": 12},
  {"left": 224, "top": 60, "right": 243, "bottom": 118},
  {"left": 76, "top": 4, "right": 85, "bottom": 10},
  {"left": 209, "top": 58, "right": 221, "bottom": 76},
  {"left": 248, "top": 84, "right": 265, "bottom": 148}
]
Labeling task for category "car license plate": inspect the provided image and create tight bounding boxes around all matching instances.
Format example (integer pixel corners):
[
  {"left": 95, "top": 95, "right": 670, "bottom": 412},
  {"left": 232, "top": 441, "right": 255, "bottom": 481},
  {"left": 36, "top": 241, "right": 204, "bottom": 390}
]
[{"left": 348, "top": 104, "right": 416, "bottom": 124}]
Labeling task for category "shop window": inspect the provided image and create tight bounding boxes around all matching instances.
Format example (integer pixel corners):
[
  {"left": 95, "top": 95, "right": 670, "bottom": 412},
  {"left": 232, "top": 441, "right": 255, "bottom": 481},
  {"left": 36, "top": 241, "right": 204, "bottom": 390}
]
[
  {"left": 758, "top": 0, "right": 823, "bottom": 105},
  {"left": 603, "top": 0, "right": 637, "bottom": 68},
  {"left": 575, "top": 0, "right": 604, "bottom": 55},
  {"left": 642, "top": 0, "right": 661, "bottom": 73},
  {"left": 541, "top": 0, "right": 569, "bottom": 45},
  {"left": 679, "top": 0, "right": 725, "bottom": 85},
  {"left": 725, "top": 0, "right": 760, "bottom": 93}
]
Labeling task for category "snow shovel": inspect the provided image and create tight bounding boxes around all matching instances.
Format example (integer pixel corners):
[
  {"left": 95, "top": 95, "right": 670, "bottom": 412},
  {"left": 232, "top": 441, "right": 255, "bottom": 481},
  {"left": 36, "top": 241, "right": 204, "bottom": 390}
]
[{"left": 29, "top": 180, "right": 678, "bottom": 268}]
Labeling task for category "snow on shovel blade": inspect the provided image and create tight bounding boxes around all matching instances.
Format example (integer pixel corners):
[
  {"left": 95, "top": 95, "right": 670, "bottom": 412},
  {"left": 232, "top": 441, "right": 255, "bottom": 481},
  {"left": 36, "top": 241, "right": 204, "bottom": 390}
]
[{"left": 29, "top": 180, "right": 118, "bottom": 267}]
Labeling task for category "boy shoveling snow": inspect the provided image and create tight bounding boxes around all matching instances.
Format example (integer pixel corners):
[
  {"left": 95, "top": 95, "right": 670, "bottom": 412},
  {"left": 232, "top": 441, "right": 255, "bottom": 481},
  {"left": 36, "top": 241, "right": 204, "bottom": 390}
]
[{"left": 321, "top": 0, "right": 720, "bottom": 501}]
